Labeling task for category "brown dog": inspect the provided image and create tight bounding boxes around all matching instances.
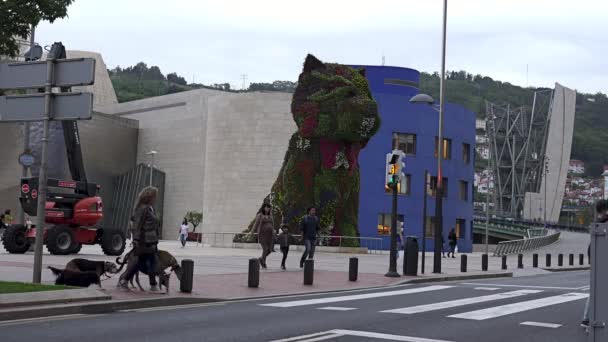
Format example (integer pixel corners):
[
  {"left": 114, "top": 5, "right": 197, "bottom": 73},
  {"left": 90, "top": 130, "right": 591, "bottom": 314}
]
[{"left": 116, "top": 249, "right": 182, "bottom": 293}]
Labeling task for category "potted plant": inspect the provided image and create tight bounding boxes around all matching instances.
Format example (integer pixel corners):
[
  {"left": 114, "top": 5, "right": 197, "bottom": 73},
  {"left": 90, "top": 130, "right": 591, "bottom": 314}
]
[{"left": 185, "top": 211, "right": 203, "bottom": 242}]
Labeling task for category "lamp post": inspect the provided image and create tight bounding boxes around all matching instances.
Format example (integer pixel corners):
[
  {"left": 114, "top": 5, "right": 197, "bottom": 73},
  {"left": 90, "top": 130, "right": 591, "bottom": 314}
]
[
  {"left": 543, "top": 157, "right": 549, "bottom": 227},
  {"left": 147, "top": 150, "right": 157, "bottom": 187}
]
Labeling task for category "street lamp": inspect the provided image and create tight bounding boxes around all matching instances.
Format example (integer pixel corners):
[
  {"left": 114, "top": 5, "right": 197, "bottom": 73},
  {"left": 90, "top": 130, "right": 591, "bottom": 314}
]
[
  {"left": 543, "top": 157, "right": 550, "bottom": 228},
  {"left": 147, "top": 150, "right": 157, "bottom": 187}
]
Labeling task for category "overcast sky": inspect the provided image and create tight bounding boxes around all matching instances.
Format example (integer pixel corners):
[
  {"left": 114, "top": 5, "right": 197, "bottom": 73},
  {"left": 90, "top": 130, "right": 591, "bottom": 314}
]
[{"left": 36, "top": 0, "right": 607, "bottom": 94}]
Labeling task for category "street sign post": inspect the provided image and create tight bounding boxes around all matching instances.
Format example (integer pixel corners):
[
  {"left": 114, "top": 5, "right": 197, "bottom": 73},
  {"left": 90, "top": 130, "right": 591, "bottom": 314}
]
[
  {"left": 0, "top": 42, "right": 95, "bottom": 283},
  {"left": 0, "top": 58, "right": 95, "bottom": 89},
  {"left": 0, "top": 92, "right": 93, "bottom": 121}
]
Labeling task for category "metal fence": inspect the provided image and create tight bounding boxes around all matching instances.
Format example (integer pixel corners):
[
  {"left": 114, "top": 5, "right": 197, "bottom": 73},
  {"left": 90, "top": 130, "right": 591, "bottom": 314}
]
[
  {"left": 198, "top": 232, "right": 384, "bottom": 254},
  {"left": 527, "top": 228, "right": 548, "bottom": 238},
  {"left": 493, "top": 231, "right": 561, "bottom": 256}
]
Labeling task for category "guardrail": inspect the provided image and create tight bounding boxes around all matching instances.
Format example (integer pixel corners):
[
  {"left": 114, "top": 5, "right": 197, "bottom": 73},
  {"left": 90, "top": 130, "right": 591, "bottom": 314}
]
[
  {"left": 199, "top": 232, "right": 385, "bottom": 254},
  {"left": 493, "top": 231, "right": 561, "bottom": 256},
  {"left": 527, "top": 228, "right": 548, "bottom": 238}
]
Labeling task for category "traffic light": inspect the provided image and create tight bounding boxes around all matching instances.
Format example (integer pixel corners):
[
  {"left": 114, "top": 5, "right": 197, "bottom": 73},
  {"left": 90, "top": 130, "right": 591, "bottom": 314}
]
[{"left": 386, "top": 150, "right": 406, "bottom": 189}]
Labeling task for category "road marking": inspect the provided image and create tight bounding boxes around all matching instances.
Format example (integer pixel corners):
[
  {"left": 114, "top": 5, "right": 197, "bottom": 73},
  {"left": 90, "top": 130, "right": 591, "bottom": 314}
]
[
  {"left": 461, "top": 282, "right": 586, "bottom": 290},
  {"left": 270, "top": 331, "right": 338, "bottom": 342},
  {"left": 318, "top": 307, "right": 356, "bottom": 311},
  {"left": 332, "top": 329, "right": 455, "bottom": 342},
  {"left": 260, "top": 285, "right": 453, "bottom": 308},
  {"left": 520, "top": 321, "right": 562, "bottom": 328},
  {"left": 449, "top": 292, "right": 589, "bottom": 320},
  {"left": 0, "top": 314, "right": 104, "bottom": 326},
  {"left": 381, "top": 290, "right": 541, "bottom": 314},
  {"left": 272, "top": 330, "right": 455, "bottom": 342},
  {"left": 474, "top": 287, "right": 500, "bottom": 291}
]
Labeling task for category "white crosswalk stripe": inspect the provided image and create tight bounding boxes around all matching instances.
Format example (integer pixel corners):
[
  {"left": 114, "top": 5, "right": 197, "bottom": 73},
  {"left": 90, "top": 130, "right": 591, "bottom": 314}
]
[
  {"left": 260, "top": 285, "right": 453, "bottom": 308},
  {"left": 381, "top": 290, "right": 541, "bottom": 314},
  {"left": 449, "top": 292, "right": 588, "bottom": 320}
]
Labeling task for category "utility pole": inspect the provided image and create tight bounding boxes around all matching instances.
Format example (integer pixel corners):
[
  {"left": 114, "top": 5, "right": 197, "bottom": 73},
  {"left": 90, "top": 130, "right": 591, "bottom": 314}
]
[
  {"left": 386, "top": 181, "right": 400, "bottom": 277},
  {"left": 485, "top": 118, "right": 491, "bottom": 255},
  {"left": 147, "top": 150, "right": 157, "bottom": 187},
  {"left": 433, "top": 0, "right": 448, "bottom": 274},
  {"left": 241, "top": 74, "right": 248, "bottom": 90},
  {"left": 544, "top": 157, "right": 549, "bottom": 227},
  {"left": 421, "top": 170, "right": 428, "bottom": 274}
]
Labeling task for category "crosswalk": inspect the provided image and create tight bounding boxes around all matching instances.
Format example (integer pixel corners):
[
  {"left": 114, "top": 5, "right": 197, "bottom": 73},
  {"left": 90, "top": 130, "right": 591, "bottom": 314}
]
[{"left": 260, "top": 284, "right": 588, "bottom": 324}]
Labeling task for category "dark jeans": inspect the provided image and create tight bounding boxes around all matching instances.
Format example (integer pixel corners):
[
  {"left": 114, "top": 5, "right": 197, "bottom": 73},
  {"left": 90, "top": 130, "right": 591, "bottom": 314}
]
[
  {"left": 300, "top": 239, "right": 316, "bottom": 265},
  {"left": 138, "top": 252, "right": 158, "bottom": 286},
  {"left": 448, "top": 243, "right": 456, "bottom": 257},
  {"left": 281, "top": 246, "right": 289, "bottom": 266}
]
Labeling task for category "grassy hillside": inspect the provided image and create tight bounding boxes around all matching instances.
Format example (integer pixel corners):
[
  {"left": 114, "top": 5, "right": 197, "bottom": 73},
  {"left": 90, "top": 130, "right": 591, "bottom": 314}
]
[{"left": 110, "top": 63, "right": 608, "bottom": 176}]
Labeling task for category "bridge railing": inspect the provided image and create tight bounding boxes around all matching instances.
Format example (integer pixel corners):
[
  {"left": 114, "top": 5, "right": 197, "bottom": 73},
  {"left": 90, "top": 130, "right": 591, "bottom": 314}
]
[{"left": 493, "top": 231, "right": 561, "bottom": 256}]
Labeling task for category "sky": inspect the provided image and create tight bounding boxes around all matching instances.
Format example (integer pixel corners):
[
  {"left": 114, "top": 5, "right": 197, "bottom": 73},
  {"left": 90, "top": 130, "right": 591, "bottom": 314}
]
[{"left": 36, "top": 0, "right": 608, "bottom": 94}]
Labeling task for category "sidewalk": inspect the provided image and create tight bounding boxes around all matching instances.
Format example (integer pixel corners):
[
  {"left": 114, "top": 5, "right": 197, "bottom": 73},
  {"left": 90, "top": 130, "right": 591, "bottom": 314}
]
[{"left": 0, "top": 238, "right": 586, "bottom": 303}]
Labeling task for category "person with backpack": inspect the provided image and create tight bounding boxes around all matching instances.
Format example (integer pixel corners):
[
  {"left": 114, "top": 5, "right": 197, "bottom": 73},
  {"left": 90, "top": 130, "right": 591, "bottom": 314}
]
[{"left": 299, "top": 207, "right": 320, "bottom": 268}]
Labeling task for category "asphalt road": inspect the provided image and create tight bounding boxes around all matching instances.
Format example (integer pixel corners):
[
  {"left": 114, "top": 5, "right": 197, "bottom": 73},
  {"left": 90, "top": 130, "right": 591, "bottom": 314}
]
[{"left": 0, "top": 271, "right": 591, "bottom": 342}]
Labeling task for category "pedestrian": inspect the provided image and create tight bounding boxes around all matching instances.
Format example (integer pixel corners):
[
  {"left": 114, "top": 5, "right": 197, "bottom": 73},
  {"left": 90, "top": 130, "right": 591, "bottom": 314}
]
[
  {"left": 582, "top": 199, "right": 608, "bottom": 328},
  {"left": 441, "top": 234, "right": 446, "bottom": 258},
  {"left": 397, "top": 222, "right": 405, "bottom": 258},
  {"left": 278, "top": 224, "right": 291, "bottom": 270},
  {"left": 179, "top": 218, "right": 189, "bottom": 248},
  {"left": 253, "top": 203, "right": 275, "bottom": 269},
  {"left": 118, "top": 186, "right": 161, "bottom": 292},
  {"left": 299, "top": 207, "right": 320, "bottom": 268},
  {"left": 448, "top": 228, "right": 458, "bottom": 258}
]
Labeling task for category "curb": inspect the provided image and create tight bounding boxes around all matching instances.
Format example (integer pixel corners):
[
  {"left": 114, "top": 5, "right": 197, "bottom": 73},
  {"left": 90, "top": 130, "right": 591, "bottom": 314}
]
[
  {"left": 541, "top": 266, "right": 590, "bottom": 272},
  {"left": 0, "top": 271, "right": 512, "bottom": 321},
  {"left": 0, "top": 289, "right": 110, "bottom": 309},
  {"left": 0, "top": 296, "right": 220, "bottom": 322}
]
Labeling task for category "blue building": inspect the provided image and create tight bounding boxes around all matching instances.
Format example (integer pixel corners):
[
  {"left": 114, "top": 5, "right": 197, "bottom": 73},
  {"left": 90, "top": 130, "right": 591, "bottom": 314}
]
[{"left": 355, "top": 65, "right": 476, "bottom": 253}]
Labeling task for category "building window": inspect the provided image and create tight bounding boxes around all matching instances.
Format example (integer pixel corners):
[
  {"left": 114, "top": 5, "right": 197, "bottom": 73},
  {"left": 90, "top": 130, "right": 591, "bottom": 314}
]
[
  {"left": 463, "top": 143, "right": 471, "bottom": 164},
  {"left": 455, "top": 219, "right": 466, "bottom": 239},
  {"left": 459, "top": 181, "right": 468, "bottom": 201},
  {"left": 434, "top": 137, "right": 452, "bottom": 160},
  {"left": 393, "top": 133, "right": 416, "bottom": 155},
  {"left": 386, "top": 174, "right": 411, "bottom": 195},
  {"left": 428, "top": 176, "right": 448, "bottom": 197},
  {"left": 377, "top": 213, "right": 404, "bottom": 236}
]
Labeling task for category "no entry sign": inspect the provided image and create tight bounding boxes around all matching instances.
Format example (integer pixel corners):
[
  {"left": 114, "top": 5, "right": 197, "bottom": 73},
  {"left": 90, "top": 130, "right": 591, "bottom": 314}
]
[
  {"left": 31, "top": 189, "right": 38, "bottom": 199},
  {"left": 22, "top": 184, "right": 30, "bottom": 194}
]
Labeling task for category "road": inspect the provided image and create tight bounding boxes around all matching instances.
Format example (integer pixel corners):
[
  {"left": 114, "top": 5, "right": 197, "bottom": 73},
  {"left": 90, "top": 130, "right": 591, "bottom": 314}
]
[{"left": 0, "top": 271, "right": 590, "bottom": 342}]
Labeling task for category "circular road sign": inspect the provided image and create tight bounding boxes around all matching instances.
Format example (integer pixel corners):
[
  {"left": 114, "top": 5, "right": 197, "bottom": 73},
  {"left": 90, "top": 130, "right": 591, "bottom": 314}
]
[
  {"left": 18, "top": 152, "right": 35, "bottom": 167},
  {"left": 22, "top": 184, "right": 30, "bottom": 194},
  {"left": 31, "top": 189, "right": 38, "bottom": 199}
]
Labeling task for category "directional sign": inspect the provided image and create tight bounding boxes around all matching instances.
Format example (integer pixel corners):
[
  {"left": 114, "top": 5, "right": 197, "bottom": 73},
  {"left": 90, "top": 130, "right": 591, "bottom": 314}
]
[
  {"left": 0, "top": 92, "right": 93, "bottom": 122},
  {"left": 0, "top": 58, "right": 96, "bottom": 89}
]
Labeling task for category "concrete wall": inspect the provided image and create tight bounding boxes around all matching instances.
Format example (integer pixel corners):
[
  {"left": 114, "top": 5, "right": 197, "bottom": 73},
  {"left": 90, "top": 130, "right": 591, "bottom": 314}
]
[
  {"left": 202, "top": 92, "right": 294, "bottom": 235},
  {"left": 97, "top": 89, "right": 294, "bottom": 238}
]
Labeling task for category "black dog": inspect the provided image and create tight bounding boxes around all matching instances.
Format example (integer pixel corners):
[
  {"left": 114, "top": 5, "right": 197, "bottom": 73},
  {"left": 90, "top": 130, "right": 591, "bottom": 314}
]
[
  {"left": 48, "top": 266, "right": 101, "bottom": 288},
  {"left": 65, "top": 258, "right": 118, "bottom": 278}
]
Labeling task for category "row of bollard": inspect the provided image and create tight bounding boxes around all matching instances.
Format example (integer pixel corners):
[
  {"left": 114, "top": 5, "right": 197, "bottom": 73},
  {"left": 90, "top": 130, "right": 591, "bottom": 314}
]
[
  {"left": 248, "top": 257, "right": 361, "bottom": 288},
  {"left": 459, "top": 252, "right": 588, "bottom": 272}
]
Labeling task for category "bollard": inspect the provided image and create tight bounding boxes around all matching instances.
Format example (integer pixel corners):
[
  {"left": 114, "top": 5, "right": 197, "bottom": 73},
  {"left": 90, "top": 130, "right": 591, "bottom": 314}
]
[
  {"left": 569, "top": 253, "right": 574, "bottom": 266},
  {"left": 460, "top": 254, "right": 467, "bottom": 273},
  {"left": 518, "top": 254, "right": 524, "bottom": 269},
  {"left": 546, "top": 254, "right": 551, "bottom": 267},
  {"left": 404, "top": 236, "right": 419, "bottom": 276},
  {"left": 580, "top": 253, "right": 585, "bottom": 266},
  {"left": 558, "top": 254, "right": 563, "bottom": 267},
  {"left": 349, "top": 257, "right": 358, "bottom": 282},
  {"left": 533, "top": 254, "right": 538, "bottom": 268},
  {"left": 248, "top": 258, "right": 260, "bottom": 288},
  {"left": 180, "top": 259, "right": 194, "bottom": 293},
  {"left": 303, "top": 259, "right": 314, "bottom": 285},
  {"left": 501, "top": 255, "right": 507, "bottom": 270},
  {"left": 482, "top": 254, "right": 488, "bottom": 271}
]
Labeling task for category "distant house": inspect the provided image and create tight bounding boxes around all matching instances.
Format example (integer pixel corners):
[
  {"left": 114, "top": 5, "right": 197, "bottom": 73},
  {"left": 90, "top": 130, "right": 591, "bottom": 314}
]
[{"left": 568, "top": 159, "right": 585, "bottom": 174}]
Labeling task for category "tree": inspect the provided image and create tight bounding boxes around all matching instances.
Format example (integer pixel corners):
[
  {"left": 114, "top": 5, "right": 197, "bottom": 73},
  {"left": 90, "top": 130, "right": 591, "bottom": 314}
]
[
  {"left": 0, "top": 0, "right": 75, "bottom": 58},
  {"left": 185, "top": 211, "right": 203, "bottom": 233},
  {"left": 167, "top": 72, "right": 187, "bottom": 86}
]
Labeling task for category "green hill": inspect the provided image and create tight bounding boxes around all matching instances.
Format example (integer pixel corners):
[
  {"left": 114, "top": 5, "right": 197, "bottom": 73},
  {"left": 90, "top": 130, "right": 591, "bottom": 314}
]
[{"left": 110, "top": 63, "right": 608, "bottom": 176}]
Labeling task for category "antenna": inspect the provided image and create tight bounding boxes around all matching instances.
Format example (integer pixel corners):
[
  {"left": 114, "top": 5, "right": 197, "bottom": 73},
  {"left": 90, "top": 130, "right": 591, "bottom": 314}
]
[
  {"left": 526, "top": 64, "right": 529, "bottom": 88},
  {"left": 241, "top": 74, "right": 248, "bottom": 90},
  {"left": 382, "top": 54, "right": 385, "bottom": 66}
]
